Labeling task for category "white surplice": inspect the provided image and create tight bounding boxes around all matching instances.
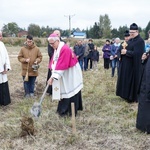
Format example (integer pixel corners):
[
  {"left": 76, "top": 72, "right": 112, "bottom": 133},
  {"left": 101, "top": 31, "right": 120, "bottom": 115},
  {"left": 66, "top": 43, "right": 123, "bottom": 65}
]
[
  {"left": 51, "top": 42, "right": 83, "bottom": 100},
  {"left": 0, "top": 41, "right": 11, "bottom": 84}
]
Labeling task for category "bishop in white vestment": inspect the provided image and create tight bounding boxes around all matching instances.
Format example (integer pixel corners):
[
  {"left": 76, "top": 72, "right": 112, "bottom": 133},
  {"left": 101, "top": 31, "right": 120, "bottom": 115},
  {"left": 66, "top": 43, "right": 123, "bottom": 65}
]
[{"left": 48, "top": 33, "right": 83, "bottom": 116}]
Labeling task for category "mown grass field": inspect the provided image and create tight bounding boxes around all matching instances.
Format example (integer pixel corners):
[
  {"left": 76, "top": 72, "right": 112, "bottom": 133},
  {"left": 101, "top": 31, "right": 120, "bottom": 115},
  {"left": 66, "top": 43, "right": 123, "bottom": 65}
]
[{"left": 0, "top": 46, "right": 150, "bottom": 150}]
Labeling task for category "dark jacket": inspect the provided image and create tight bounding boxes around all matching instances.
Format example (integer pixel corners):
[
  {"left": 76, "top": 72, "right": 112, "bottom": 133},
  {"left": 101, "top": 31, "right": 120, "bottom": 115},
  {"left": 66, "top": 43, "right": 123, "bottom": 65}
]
[
  {"left": 91, "top": 50, "right": 99, "bottom": 61},
  {"left": 74, "top": 45, "right": 84, "bottom": 60},
  {"left": 48, "top": 44, "right": 54, "bottom": 60},
  {"left": 88, "top": 43, "right": 94, "bottom": 50},
  {"left": 87, "top": 43, "right": 94, "bottom": 59}
]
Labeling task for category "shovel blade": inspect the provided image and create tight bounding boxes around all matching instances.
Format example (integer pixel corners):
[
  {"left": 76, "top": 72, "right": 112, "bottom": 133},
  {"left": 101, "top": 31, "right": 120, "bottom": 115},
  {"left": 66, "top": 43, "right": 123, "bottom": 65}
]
[{"left": 30, "top": 102, "right": 41, "bottom": 117}]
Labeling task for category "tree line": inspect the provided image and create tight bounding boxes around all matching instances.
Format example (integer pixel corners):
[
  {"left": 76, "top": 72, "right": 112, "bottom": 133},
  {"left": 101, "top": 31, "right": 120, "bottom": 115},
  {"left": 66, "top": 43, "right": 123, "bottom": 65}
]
[{"left": 1, "top": 14, "right": 150, "bottom": 40}]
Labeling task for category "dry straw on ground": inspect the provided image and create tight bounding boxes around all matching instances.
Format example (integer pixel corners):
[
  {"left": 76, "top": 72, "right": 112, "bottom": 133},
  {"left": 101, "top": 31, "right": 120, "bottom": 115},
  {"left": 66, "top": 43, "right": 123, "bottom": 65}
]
[{"left": 0, "top": 46, "right": 150, "bottom": 150}]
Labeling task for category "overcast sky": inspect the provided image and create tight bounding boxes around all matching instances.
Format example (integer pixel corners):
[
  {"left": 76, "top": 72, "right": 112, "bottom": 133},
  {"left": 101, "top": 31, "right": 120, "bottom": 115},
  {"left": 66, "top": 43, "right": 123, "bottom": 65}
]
[{"left": 0, "top": 0, "right": 149, "bottom": 31}]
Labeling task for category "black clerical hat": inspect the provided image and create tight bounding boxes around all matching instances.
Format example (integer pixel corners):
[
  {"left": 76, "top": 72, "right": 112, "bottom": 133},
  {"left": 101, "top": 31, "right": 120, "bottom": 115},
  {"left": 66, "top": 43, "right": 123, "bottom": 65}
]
[
  {"left": 124, "top": 30, "right": 130, "bottom": 37},
  {"left": 130, "top": 23, "right": 138, "bottom": 30}
]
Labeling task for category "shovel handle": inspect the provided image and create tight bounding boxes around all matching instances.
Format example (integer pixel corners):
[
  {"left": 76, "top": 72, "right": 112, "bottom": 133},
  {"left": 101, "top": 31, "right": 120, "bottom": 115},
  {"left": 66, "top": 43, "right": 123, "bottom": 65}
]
[{"left": 39, "top": 84, "right": 50, "bottom": 105}]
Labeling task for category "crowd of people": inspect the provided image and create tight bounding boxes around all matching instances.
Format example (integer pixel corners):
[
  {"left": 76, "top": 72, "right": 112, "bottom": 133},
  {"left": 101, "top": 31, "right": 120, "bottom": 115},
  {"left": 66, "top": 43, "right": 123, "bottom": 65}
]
[
  {"left": 1, "top": 22, "right": 150, "bottom": 133},
  {"left": 73, "top": 38, "right": 99, "bottom": 71}
]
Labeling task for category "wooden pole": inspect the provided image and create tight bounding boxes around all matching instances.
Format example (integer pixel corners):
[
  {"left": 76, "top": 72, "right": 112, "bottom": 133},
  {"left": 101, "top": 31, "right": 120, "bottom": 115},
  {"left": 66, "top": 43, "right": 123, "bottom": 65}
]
[{"left": 71, "top": 102, "right": 76, "bottom": 134}]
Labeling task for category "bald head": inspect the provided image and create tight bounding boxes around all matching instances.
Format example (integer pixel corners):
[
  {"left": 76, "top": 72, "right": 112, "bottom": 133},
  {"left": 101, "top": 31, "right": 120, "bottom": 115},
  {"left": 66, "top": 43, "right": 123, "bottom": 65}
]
[{"left": 53, "top": 30, "right": 61, "bottom": 38}]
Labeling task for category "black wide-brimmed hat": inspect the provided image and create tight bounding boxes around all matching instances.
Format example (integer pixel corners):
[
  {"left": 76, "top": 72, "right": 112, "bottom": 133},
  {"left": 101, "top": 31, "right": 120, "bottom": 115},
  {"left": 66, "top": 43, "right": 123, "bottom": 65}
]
[{"left": 130, "top": 23, "right": 138, "bottom": 30}]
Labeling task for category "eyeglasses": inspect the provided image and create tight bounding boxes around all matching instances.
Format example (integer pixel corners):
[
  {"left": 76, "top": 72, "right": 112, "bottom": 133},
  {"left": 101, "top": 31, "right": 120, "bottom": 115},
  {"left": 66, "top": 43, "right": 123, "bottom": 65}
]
[
  {"left": 129, "top": 31, "right": 136, "bottom": 34},
  {"left": 49, "top": 41, "right": 56, "bottom": 46}
]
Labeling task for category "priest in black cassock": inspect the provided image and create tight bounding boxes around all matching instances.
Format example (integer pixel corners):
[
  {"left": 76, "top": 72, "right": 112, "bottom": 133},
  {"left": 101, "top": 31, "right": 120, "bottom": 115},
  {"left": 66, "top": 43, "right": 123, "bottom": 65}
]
[
  {"left": 46, "top": 41, "right": 54, "bottom": 95},
  {"left": 136, "top": 47, "right": 150, "bottom": 133},
  {"left": 0, "top": 31, "right": 11, "bottom": 106},
  {"left": 116, "top": 30, "right": 131, "bottom": 101},
  {"left": 116, "top": 23, "right": 145, "bottom": 103}
]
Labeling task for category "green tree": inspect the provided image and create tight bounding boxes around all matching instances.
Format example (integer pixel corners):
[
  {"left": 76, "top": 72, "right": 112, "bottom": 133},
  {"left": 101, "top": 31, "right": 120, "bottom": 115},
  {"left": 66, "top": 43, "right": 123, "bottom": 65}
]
[
  {"left": 140, "top": 30, "right": 145, "bottom": 39},
  {"left": 111, "top": 28, "right": 119, "bottom": 38},
  {"left": 28, "top": 24, "right": 41, "bottom": 37},
  {"left": 62, "top": 30, "right": 70, "bottom": 37},
  {"left": 40, "top": 26, "right": 53, "bottom": 37},
  {"left": 99, "top": 14, "right": 112, "bottom": 38},
  {"left": 145, "top": 21, "right": 150, "bottom": 39},
  {"left": 85, "top": 28, "right": 90, "bottom": 38},
  {"left": 2, "top": 22, "right": 20, "bottom": 36},
  {"left": 87, "top": 26, "right": 94, "bottom": 39},
  {"left": 118, "top": 25, "right": 128, "bottom": 39},
  {"left": 92, "top": 22, "right": 100, "bottom": 39},
  {"left": 99, "top": 15, "right": 104, "bottom": 38},
  {"left": 103, "top": 14, "right": 112, "bottom": 38}
]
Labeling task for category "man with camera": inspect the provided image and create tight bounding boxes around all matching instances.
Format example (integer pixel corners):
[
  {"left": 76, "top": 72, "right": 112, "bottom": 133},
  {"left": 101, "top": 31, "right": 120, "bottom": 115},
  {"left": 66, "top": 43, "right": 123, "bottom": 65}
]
[{"left": 18, "top": 35, "right": 42, "bottom": 98}]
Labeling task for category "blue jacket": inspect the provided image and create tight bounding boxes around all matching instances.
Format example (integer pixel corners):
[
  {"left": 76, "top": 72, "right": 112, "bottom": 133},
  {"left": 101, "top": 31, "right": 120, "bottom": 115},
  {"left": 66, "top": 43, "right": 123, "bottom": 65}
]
[
  {"left": 145, "top": 43, "right": 150, "bottom": 52},
  {"left": 91, "top": 50, "right": 99, "bottom": 61},
  {"left": 111, "top": 43, "right": 120, "bottom": 57}
]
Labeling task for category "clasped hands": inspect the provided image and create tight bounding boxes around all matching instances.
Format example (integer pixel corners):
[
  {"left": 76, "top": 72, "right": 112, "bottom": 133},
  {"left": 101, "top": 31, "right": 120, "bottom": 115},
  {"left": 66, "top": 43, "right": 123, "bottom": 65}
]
[
  {"left": 141, "top": 53, "right": 148, "bottom": 61},
  {"left": 121, "top": 49, "right": 127, "bottom": 55},
  {"left": 25, "top": 58, "right": 37, "bottom": 64}
]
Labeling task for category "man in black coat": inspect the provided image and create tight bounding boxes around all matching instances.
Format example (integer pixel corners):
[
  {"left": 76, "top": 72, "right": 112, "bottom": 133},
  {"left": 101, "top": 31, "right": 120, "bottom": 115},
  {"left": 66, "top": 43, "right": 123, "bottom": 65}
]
[
  {"left": 116, "top": 23, "right": 145, "bottom": 102},
  {"left": 116, "top": 30, "right": 131, "bottom": 100},
  {"left": 136, "top": 49, "right": 150, "bottom": 133}
]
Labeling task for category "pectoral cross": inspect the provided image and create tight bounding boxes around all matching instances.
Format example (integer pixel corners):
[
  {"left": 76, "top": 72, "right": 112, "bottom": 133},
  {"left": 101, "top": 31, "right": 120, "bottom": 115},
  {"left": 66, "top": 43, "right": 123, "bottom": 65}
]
[
  {"left": 122, "top": 41, "right": 128, "bottom": 49},
  {"left": 54, "top": 87, "right": 59, "bottom": 91}
]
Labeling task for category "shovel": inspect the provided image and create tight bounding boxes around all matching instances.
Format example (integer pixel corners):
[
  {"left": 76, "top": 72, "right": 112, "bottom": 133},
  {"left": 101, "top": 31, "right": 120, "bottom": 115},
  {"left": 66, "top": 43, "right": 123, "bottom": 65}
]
[
  {"left": 30, "top": 83, "right": 49, "bottom": 118},
  {"left": 24, "top": 62, "right": 29, "bottom": 81}
]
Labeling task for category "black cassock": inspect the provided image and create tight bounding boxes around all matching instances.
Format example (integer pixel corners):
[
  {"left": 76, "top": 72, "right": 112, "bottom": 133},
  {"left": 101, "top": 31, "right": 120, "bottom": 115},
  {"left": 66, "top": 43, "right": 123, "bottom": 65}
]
[
  {"left": 46, "top": 44, "right": 54, "bottom": 95},
  {"left": 136, "top": 55, "right": 150, "bottom": 133},
  {"left": 116, "top": 35, "right": 145, "bottom": 102},
  {"left": 0, "top": 81, "right": 11, "bottom": 106},
  {"left": 57, "top": 90, "right": 83, "bottom": 116}
]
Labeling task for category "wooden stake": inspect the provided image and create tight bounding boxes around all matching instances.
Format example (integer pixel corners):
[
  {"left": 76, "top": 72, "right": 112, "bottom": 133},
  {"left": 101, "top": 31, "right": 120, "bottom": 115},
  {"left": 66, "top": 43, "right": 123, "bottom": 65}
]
[{"left": 71, "top": 102, "right": 76, "bottom": 134}]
